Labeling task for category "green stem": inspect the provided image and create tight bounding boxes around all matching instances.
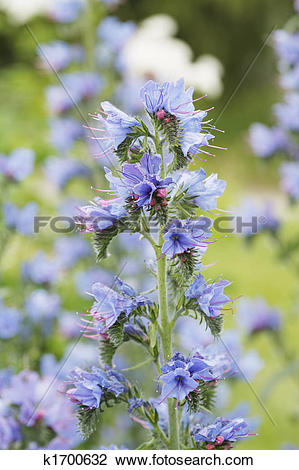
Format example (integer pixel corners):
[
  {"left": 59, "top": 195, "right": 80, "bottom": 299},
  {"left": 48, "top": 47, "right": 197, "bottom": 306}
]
[
  {"left": 153, "top": 124, "right": 179, "bottom": 448},
  {"left": 83, "top": 0, "right": 96, "bottom": 72},
  {"left": 157, "top": 228, "right": 179, "bottom": 449}
]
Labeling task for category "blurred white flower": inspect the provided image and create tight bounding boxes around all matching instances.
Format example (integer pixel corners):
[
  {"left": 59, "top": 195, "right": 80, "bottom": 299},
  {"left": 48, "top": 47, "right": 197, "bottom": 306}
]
[
  {"left": 123, "top": 14, "right": 224, "bottom": 98},
  {"left": 0, "top": 0, "right": 51, "bottom": 22}
]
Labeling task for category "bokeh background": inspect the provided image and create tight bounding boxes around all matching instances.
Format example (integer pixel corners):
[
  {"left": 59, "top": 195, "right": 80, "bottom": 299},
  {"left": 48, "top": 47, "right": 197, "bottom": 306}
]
[{"left": 0, "top": 0, "right": 298, "bottom": 450}]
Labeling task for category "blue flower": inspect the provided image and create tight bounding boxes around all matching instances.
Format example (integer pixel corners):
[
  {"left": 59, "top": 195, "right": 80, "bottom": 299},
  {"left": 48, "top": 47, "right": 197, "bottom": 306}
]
[
  {"left": 186, "top": 273, "right": 231, "bottom": 318},
  {"left": 45, "top": 72, "right": 102, "bottom": 113},
  {"left": 192, "top": 417, "right": 251, "bottom": 447},
  {"left": 67, "top": 366, "right": 127, "bottom": 409},
  {"left": 22, "top": 252, "right": 60, "bottom": 285},
  {"left": 140, "top": 78, "right": 194, "bottom": 118},
  {"left": 0, "top": 415, "right": 20, "bottom": 449},
  {"left": 128, "top": 397, "right": 146, "bottom": 413},
  {"left": 105, "top": 153, "right": 173, "bottom": 207},
  {"left": 280, "top": 63, "right": 299, "bottom": 90},
  {"left": 0, "top": 148, "right": 35, "bottom": 181},
  {"left": 273, "top": 30, "right": 299, "bottom": 66},
  {"left": 249, "top": 123, "right": 287, "bottom": 158},
  {"left": 25, "top": 289, "right": 61, "bottom": 323},
  {"left": 44, "top": 156, "right": 90, "bottom": 188},
  {"left": 48, "top": 0, "right": 84, "bottom": 24},
  {"left": 3, "top": 202, "right": 38, "bottom": 236},
  {"left": 101, "top": 101, "right": 140, "bottom": 148},
  {"left": 180, "top": 115, "right": 215, "bottom": 157},
  {"left": 97, "top": 17, "right": 136, "bottom": 54},
  {"left": 37, "top": 41, "right": 83, "bottom": 72},
  {"left": 237, "top": 297, "right": 282, "bottom": 334},
  {"left": 280, "top": 161, "right": 299, "bottom": 200},
  {"left": 162, "top": 218, "right": 212, "bottom": 258},
  {"left": 49, "top": 117, "right": 83, "bottom": 152},
  {"left": 0, "top": 300, "right": 21, "bottom": 339},
  {"left": 159, "top": 352, "right": 219, "bottom": 406},
  {"left": 160, "top": 369, "right": 198, "bottom": 404},
  {"left": 54, "top": 236, "right": 91, "bottom": 269},
  {"left": 87, "top": 277, "right": 151, "bottom": 333},
  {"left": 274, "top": 93, "right": 299, "bottom": 132},
  {"left": 178, "top": 168, "right": 226, "bottom": 210},
  {"left": 78, "top": 199, "right": 127, "bottom": 232}
]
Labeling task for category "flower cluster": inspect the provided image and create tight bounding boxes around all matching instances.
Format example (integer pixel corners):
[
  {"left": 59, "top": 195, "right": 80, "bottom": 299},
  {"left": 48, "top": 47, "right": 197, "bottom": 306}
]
[
  {"left": 185, "top": 273, "right": 232, "bottom": 319},
  {"left": 83, "top": 277, "right": 152, "bottom": 335},
  {"left": 192, "top": 417, "right": 251, "bottom": 449},
  {"left": 159, "top": 352, "right": 221, "bottom": 407},
  {"left": 64, "top": 77, "right": 254, "bottom": 449},
  {"left": 249, "top": 5, "right": 299, "bottom": 202},
  {"left": 67, "top": 366, "right": 128, "bottom": 409}
]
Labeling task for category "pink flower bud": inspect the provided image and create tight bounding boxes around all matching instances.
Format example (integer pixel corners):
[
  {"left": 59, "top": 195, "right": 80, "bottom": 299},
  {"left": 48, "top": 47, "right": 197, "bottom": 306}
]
[
  {"left": 206, "top": 443, "right": 214, "bottom": 450},
  {"left": 156, "top": 109, "right": 165, "bottom": 120},
  {"left": 215, "top": 435, "right": 224, "bottom": 445},
  {"left": 156, "top": 188, "right": 168, "bottom": 198}
]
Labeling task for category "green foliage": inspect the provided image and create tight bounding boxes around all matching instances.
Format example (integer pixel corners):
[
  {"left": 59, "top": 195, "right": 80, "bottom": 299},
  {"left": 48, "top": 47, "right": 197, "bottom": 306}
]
[
  {"left": 153, "top": 113, "right": 188, "bottom": 171},
  {"left": 93, "top": 219, "right": 126, "bottom": 261},
  {"left": 183, "top": 298, "right": 223, "bottom": 338},
  {"left": 77, "top": 406, "right": 102, "bottom": 441},
  {"left": 187, "top": 380, "right": 216, "bottom": 413}
]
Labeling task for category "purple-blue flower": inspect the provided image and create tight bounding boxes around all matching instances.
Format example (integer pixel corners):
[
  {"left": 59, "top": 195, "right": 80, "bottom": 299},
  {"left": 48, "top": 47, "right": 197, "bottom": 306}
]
[
  {"left": 162, "top": 218, "right": 212, "bottom": 259},
  {"left": 49, "top": 117, "right": 83, "bottom": 152},
  {"left": 249, "top": 123, "right": 287, "bottom": 158},
  {"left": 3, "top": 202, "right": 38, "bottom": 236},
  {"left": 280, "top": 63, "right": 299, "bottom": 90},
  {"left": 105, "top": 153, "right": 173, "bottom": 207},
  {"left": 100, "top": 101, "right": 140, "bottom": 148},
  {"left": 47, "top": 0, "right": 84, "bottom": 23},
  {"left": 45, "top": 72, "right": 102, "bottom": 113},
  {"left": 273, "top": 30, "right": 299, "bottom": 66},
  {"left": 192, "top": 416, "right": 251, "bottom": 447},
  {"left": 67, "top": 366, "right": 127, "bottom": 409},
  {"left": 78, "top": 198, "right": 127, "bottom": 232},
  {"left": 180, "top": 115, "right": 215, "bottom": 157},
  {"left": 237, "top": 297, "right": 282, "bottom": 334},
  {"left": 43, "top": 156, "right": 90, "bottom": 188},
  {"left": 25, "top": 289, "right": 61, "bottom": 323},
  {"left": 178, "top": 168, "right": 226, "bottom": 210},
  {"left": 274, "top": 93, "right": 299, "bottom": 132},
  {"left": 97, "top": 16, "right": 136, "bottom": 54},
  {"left": 0, "top": 300, "right": 21, "bottom": 339},
  {"left": 159, "top": 352, "right": 219, "bottom": 406},
  {"left": 87, "top": 277, "right": 151, "bottom": 333},
  {"left": 186, "top": 273, "right": 231, "bottom": 318},
  {"left": 280, "top": 162, "right": 299, "bottom": 200},
  {"left": 0, "top": 148, "right": 35, "bottom": 181},
  {"left": 140, "top": 78, "right": 194, "bottom": 118},
  {"left": 0, "top": 415, "right": 20, "bottom": 449},
  {"left": 22, "top": 252, "right": 60, "bottom": 285},
  {"left": 54, "top": 235, "right": 91, "bottom": 269},
  {"left": 37, "top": 41, "right": 83, "bottom": 72}
]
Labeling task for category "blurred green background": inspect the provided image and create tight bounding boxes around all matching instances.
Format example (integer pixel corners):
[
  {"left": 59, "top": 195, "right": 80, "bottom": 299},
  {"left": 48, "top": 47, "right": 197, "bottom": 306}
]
[{"left": 0, "top": 0, "right": 299, "bottom": 450}]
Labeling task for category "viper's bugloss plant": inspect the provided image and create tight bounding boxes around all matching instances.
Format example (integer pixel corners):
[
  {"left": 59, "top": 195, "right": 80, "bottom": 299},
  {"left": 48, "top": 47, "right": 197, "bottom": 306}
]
[{"left": 66, "top": 78, "right": 253, "bottom": 450}]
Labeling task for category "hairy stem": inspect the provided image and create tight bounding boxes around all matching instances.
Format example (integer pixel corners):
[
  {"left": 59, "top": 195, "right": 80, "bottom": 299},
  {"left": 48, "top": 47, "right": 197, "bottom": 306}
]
[{"left": 157, "top": 229, "right": 179, "bottom": 449}]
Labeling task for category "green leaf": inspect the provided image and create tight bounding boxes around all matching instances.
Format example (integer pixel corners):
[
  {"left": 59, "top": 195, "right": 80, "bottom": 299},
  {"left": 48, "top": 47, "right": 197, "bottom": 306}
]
[
  {"left": 77, "top": 406, "right": 102, "bottom": 440},
  {"left": 148, "top": 322, "right": 158, "bottom": 349}
]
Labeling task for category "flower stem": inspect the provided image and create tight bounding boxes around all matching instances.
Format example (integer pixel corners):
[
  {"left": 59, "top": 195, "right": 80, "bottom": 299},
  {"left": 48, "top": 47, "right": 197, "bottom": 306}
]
[{"left": 157, "top": 228, "right": 179, "bottom": 449}]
